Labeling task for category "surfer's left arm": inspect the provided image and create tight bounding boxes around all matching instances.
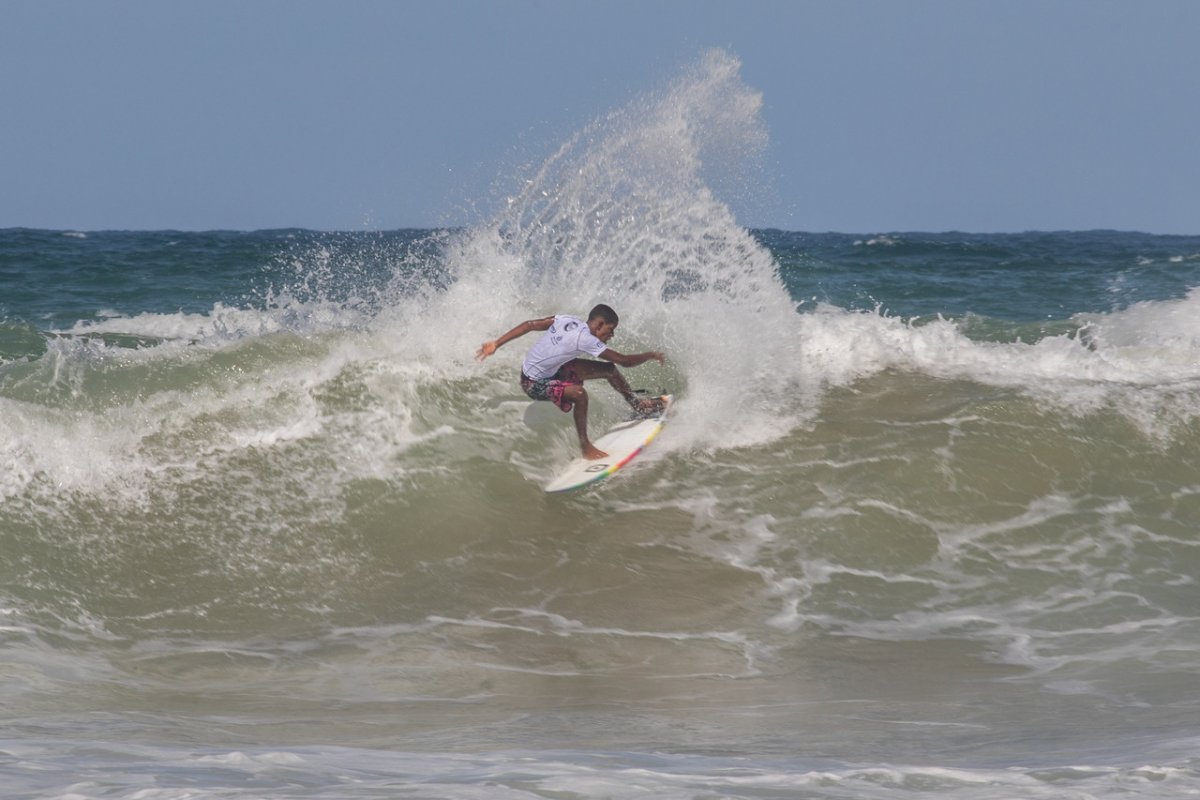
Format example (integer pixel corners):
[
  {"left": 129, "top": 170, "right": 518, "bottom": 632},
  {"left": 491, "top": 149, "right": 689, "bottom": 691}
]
[{"left": 475, "top": 316, "right": 554, "bottom": 361}]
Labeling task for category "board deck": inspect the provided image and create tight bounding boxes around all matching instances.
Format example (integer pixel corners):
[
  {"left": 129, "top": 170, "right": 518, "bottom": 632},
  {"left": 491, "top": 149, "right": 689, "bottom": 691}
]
[{"left": 543, "top": 395, "right": 672, "bottom": 493}]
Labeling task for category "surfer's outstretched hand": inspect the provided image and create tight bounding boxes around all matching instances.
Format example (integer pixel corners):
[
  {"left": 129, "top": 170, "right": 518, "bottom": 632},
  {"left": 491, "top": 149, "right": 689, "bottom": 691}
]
[{"left": 475, "top": 341, "right": 498, "bottom": 361}]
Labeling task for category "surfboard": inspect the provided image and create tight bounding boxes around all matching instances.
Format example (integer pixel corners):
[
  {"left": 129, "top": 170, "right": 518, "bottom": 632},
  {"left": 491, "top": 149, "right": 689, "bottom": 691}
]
[{"left": 544, "top": 395, "right": 672, "bottom": 493}]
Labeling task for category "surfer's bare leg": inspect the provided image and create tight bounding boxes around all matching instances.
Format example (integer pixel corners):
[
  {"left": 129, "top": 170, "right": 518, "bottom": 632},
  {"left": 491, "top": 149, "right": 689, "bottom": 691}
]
[
  {"left": 561, "top": 383, "right": 606, "bottom": 460},
  {"left": 570, "top": 359, "right": 637, "bottom": 406},
  {"left": 569, "top": 359, "right": 663, "bottom": 414}
]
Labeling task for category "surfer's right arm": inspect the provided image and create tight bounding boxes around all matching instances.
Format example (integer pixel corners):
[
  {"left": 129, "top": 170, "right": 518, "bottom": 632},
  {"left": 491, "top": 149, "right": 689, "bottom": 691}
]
[
  {"left": 599, "top": 349, "right": 665, "bottom": 368},
  {"left": 475, "top": 316, "right": 554, "bottom": 361}
]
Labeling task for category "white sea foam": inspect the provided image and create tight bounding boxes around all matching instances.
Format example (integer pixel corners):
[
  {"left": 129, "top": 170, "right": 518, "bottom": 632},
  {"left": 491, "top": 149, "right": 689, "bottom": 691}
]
[
  {"left": 50, "top": 298, "right": 367, "bottom": 344},
  {"left": 4, "top": 742, "right": 1199, "bottom": 800},
  {"left": 450, "top": 51, "right": 806, "bottom": 452},
  {"left": 782, "top": 298, "right": 1200, "bottom": 441}
]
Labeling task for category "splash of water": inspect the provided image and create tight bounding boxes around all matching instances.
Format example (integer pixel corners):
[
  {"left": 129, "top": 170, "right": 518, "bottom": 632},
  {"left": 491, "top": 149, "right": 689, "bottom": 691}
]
[{"left": 446, "top": 49, "right": 807, "bottom": 449}]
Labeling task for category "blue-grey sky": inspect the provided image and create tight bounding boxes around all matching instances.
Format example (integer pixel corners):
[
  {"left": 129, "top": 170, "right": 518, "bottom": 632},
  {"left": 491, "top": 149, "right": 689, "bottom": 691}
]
[{"left": 3, "top": 0, "right": 1197, "bottom": 233}]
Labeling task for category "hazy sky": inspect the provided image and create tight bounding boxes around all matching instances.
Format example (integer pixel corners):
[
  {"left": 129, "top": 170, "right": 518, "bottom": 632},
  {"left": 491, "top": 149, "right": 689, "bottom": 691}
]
[{"left": 3, "top": 0, "right": 1197, "bottom": 233}]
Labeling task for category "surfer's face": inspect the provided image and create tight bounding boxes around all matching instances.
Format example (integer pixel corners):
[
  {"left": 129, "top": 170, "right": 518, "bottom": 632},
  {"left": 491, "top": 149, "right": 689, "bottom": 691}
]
[{"left": 590, "top": 319, "right": 617, "bottom": 342}]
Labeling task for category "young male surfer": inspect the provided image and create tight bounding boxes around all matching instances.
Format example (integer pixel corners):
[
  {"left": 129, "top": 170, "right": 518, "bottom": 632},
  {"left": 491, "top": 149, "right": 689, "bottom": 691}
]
[{"left": 476, "top": 304, "right": 666, "bottom": 460}]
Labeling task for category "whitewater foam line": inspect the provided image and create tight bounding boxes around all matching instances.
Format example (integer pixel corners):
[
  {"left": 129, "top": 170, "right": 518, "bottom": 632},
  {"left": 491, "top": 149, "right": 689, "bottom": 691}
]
[
  {"left": 425, "top": 609, "right": 748, "bottom": 646},
  {"left": 6, "top": 741, "right": 1200, "bottom": 800},
  {"left": 0, "top": 306, "right": 477, "bottom": 502},
  {"left": 792, "top": 301, "right": 1200, "bottom": 440},
  {"left": 419, "top": 608, "right": 767, "bottom": 678},
  {"left": 47, "top": 300, "right": 372, "bottom": 349}
]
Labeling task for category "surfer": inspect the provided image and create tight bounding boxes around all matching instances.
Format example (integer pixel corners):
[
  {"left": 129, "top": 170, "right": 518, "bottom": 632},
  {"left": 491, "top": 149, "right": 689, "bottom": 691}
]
[{"left": 476, "top": 304, "right": 666, "bottom": 460}]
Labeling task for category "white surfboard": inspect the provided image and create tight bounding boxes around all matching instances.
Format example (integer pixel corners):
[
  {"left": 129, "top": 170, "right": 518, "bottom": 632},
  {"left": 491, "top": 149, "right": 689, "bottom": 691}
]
[{"left": 544, "top": 395, "right": 672, "bottom": 493}]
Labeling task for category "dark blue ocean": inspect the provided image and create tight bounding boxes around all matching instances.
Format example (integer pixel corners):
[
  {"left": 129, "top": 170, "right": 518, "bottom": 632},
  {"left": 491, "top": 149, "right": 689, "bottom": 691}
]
[{"left": 4, "top": 52, "right": 1200, "bottom": 800}]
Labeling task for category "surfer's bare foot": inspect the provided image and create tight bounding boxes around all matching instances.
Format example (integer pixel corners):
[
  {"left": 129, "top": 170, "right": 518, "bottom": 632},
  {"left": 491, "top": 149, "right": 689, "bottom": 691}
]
[
  {"left": 632, "top": 396, "right": 666, "bottom": 417},
  {"left": 583, "top": 444, "right": 608, "bottom": 460}
]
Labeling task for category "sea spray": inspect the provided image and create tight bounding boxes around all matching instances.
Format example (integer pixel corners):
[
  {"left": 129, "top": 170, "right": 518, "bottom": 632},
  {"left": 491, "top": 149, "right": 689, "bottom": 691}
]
[{"left": 455, "top": 50, "right": 807, "bottom": 449}]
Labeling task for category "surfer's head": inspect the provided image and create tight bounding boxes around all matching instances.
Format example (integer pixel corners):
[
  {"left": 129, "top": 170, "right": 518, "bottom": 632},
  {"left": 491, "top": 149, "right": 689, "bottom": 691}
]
[
  {"left": 588, "top": 304, "right": 619, "bottom": 342},
  {"left": 588, "top": 304, "right": 619, "bottom": 326}
]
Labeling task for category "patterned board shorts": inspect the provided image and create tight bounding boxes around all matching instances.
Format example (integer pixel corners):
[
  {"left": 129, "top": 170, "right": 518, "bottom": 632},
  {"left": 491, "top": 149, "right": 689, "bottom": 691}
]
[{"left": 520, "top": 363, "right": 582, "bottom": 413}]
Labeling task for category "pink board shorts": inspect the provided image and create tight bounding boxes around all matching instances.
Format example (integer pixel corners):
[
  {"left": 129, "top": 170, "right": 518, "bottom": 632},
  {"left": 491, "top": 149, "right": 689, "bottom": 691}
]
[{"left": 520, "top": 363, "right": 581, "bottom": 413}]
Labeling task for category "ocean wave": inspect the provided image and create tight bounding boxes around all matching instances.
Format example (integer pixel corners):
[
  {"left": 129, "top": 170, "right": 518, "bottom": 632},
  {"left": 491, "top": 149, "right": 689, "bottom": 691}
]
[{"left": 4, "top": 51, "right": 1200, "bottom": 793}]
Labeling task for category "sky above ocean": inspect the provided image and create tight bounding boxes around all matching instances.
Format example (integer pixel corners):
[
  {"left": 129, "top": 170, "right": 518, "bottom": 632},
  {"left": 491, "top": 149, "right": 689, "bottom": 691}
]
[{"left": 2, "top": 0, "right": 1198, "bottom": 233}]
